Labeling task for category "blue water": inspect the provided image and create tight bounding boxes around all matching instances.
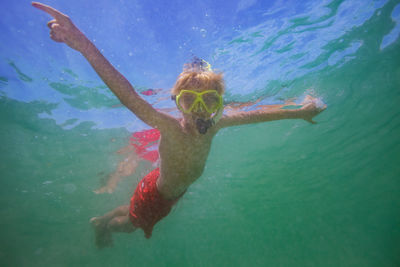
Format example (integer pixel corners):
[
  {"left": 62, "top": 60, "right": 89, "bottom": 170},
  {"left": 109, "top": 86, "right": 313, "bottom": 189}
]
[{"left": 1, "top": 0, "right": 400, "bottom": 266}]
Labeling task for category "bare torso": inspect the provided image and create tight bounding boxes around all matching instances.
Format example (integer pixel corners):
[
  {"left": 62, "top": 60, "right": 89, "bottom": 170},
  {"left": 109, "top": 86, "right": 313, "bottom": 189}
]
[{"left": 156, "top": 119, "right": 218, "bottom": 199}]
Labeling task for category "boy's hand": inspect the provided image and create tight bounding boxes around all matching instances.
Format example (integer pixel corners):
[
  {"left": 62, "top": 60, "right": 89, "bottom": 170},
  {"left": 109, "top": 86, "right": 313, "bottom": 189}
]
[
  {"left": 299, "top": 95, "right": 327, "bottom": 124},
  {"left": 32, "top": 2, "right": 90, "bottom": 53}
]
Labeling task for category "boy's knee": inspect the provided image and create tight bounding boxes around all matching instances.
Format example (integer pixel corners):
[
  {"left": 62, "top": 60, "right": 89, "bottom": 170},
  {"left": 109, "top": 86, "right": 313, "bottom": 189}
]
[
  {"left": 107, "top": 217, "right": 123, "bottom": 229},
  {"left": 107, "top": 216, "right": 135, "bottom": 233}
]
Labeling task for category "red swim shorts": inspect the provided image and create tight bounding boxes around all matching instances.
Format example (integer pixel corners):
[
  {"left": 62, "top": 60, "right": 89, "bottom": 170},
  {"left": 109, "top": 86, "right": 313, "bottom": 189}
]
[{"left": 129, "top": 168, "right": 183, "bottom": 238}]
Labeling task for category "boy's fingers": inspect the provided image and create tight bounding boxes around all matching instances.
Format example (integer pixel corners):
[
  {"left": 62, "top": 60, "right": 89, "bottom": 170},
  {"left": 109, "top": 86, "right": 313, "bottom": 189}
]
[
  {"left": 305, "top": 118, "right": 317, "bottom": 124},
  {"left": 32, "top": 2, "right": 69, "bottom": 22},
  {"left": 50, "top": 32, "right": 64, "bottom": 43},
  {"left": 47, "top": 19, "right": 57, "bottom": 29}
]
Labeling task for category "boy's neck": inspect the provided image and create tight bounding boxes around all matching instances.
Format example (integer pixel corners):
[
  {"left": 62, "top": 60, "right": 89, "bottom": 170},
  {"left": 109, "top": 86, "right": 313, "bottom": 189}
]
[{"left": 181, "top": 116, "right": 198, "bottom": 135}]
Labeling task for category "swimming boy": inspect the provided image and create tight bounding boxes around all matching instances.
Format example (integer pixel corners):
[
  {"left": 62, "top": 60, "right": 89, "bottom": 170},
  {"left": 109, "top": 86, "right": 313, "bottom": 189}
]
[{"left": 32, "top": 2, "right": 326, "bottom": 248}]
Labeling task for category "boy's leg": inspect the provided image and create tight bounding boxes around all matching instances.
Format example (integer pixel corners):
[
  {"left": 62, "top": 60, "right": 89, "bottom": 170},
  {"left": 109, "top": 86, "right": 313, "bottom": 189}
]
[
  {"left": 90, "top": 205, "right": 135, "bottom": 248},
  {"left": 90, "top": 205, "right": 130, "bottom": 224},
  {"left": 108, "top": 215, "right": 136, "bottom": 233},
  {"left": 94, "top": 150, "right": 139, "bottom": 194}
]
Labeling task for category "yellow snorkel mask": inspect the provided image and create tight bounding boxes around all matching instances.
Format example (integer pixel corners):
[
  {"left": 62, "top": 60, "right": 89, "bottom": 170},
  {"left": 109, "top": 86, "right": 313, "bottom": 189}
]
[
  {"left": 172, "top": 89, "right": 223, "bottom": 134},
  {"left": 174, "top": 90, "right": 223, "bottom": 114}
]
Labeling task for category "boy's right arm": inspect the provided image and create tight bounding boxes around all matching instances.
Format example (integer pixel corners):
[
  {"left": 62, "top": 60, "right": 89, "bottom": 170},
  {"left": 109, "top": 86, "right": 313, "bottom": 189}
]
[{"left": 32, "top": 2, "right": 178, "bottom": 131}]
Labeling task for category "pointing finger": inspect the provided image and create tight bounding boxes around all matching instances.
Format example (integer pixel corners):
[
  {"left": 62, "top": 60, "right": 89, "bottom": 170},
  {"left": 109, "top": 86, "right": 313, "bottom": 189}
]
[{"left": 32, "top": 2, "right": 69, "bottom": 22}]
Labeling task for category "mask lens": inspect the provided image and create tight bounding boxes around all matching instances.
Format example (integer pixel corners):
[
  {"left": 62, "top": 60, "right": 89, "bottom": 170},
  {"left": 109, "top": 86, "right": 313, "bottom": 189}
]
[
  {"left": 202, "top": 91, "right": 221, "bottom": 112},
  {"left": 178, "top": 91, "right": 197, "bottom": 112}
]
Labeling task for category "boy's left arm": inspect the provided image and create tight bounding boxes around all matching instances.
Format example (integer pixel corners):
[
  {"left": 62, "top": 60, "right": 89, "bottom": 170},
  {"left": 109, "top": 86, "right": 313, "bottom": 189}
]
[{"left": 217, "top": 96, "right": 326, "bottom": 129}]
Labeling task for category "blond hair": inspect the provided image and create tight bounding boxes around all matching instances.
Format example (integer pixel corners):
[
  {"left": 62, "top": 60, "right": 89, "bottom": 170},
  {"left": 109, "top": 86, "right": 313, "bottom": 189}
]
[{"left": 171, "top": 62, "right": 225, "bottom": 95}]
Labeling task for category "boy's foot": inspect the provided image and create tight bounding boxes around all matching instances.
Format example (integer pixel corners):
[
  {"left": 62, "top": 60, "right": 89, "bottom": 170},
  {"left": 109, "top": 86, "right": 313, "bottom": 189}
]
[{"left": 90, "top": 217, "right": 113, "bottom": 249}]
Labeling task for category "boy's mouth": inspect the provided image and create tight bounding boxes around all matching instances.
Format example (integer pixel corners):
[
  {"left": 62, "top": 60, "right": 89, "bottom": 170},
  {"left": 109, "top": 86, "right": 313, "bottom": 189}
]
[
  {"left": 185, "top": 113, "right": 213, "bottom": 134},
  {"left": 195, "top": 118, "right": 213, "bottom": 134}
]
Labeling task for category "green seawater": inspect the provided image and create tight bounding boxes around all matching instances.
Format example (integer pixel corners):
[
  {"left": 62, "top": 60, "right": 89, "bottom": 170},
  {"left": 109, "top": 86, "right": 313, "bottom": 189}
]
[{"left": 1, "top": 1, "right": 400, "bottom": 267}]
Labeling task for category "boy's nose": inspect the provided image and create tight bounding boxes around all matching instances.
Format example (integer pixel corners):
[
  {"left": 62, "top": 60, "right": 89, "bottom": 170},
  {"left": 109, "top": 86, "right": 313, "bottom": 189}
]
[{"left": 193, "top": 102, "right": 204, "bottom": 112}]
